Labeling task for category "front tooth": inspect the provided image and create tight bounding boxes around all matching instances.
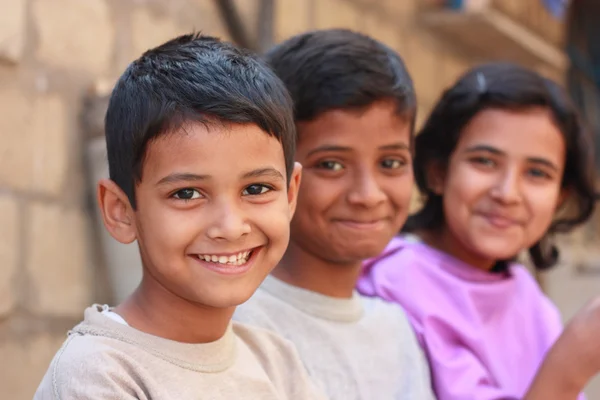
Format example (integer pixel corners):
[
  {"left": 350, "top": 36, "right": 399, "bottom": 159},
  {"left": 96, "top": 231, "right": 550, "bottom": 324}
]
[
  {"left": 228, "top": 255, "right": 237, "bottom": 263},
  {"left": 218, "top": 256, "right": 228, "bottom": 264},
  {"left": 211, "top": 255, "right": 218, "bottom": 262}
]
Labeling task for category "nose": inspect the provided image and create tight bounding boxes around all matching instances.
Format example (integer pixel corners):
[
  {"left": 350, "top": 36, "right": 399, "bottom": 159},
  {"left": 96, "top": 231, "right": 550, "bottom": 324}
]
[
  {"left": 205, "top": 199, "right": 251, "bottom": 241},
  {"left": 490, "top": 168, "right": 522, "bottom": 205},
  {"left": 346, "top": 168, "right": 387, "bottom": 208}
]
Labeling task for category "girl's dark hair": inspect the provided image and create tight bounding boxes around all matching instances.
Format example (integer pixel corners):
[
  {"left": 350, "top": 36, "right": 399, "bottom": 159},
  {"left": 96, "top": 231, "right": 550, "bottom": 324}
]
[{"left": 404, "top": 62, "right": 598, "bottom": 271}]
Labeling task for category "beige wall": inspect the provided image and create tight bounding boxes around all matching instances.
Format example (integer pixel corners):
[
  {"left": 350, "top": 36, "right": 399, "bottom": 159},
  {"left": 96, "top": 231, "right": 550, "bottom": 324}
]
[{"left": 1, "top": 0, "right": 597, "bottom": 398}]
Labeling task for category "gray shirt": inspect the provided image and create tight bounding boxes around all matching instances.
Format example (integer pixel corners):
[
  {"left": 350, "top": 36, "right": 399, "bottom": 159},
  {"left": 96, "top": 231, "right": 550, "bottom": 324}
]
[{"left": 235, "top": 275, "right": 436, "bottom": 400}]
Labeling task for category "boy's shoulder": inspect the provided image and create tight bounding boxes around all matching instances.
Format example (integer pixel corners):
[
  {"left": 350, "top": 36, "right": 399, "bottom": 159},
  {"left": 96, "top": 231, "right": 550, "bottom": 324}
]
[
  {"left": 232, "top": 319, "right": 303, "bottom": 356},
  {"left": 34, "top": 331, "right": 144, "bottom": 399},
  {"left": 358, "top": 293, "right": 417, "bottom": 333},
  {"left": 231, "top": 321, "right": 326, "bottom": 399},
  {"left": 234, "top": 286, "right": 281, "bottom": 329}
]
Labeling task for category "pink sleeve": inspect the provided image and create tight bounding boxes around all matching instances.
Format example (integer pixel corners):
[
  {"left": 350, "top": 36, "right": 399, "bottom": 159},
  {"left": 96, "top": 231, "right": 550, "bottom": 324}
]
[{"left": 423, "top": 318, "right": 520, "bottom": 400}]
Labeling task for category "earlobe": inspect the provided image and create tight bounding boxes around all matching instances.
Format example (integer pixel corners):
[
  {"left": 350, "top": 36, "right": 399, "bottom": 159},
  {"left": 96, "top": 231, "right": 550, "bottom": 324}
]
[
  {"left": 287, "top": 162, "right": 303, "bottom": 218},
  {"left": 556, "top": 187, "right": 570, "bottom": 211},
  {"left": 97, "top": 179, "right": 137, "bottom": 244},
  {"left": 427, "top": 161, "right": 446, "bottom": 195}
]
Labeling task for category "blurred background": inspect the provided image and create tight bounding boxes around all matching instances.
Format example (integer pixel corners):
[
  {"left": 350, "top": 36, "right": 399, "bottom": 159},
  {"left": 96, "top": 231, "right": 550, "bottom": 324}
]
[{"left": 1, "top": 0, "right": 599, "bottom": 398}]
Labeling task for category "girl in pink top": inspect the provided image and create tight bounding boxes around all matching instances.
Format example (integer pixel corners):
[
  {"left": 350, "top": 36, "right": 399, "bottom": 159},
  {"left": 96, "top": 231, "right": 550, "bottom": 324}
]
[{"left": 358, "top": 63, "right": 597, "bottom": 400}]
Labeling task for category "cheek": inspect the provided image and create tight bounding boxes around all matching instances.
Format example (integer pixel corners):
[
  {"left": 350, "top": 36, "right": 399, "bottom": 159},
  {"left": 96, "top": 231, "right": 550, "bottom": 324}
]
[
  {"left": 526, "top": 189, "right": 562, "bottom": 235},
  {"left": 251, "top": 201, "right": 292, "bottom": 249},
  {"left": 137, "top": 204, "right": 202, "bottom": 255},
  {"left": 295, "top": 174, "right": 344, "bottom": 215},
  {"left": 443, "top": 166, "right": 488, "bottom": 210},
  {"left": 386, "top": 174, "right": 414, "bottom": 207}
]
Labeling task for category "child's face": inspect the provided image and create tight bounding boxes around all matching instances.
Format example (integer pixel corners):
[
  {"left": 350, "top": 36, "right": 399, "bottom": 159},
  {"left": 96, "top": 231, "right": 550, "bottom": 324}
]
[
  {"left": 291, "top": 100, "right": 413, "bottom": 264},
  {"left": 110, "top": 122, "right": 300, "bottom": 308},
  {"left": 436, "top": 107, "right": 565, "bottom": 268}
]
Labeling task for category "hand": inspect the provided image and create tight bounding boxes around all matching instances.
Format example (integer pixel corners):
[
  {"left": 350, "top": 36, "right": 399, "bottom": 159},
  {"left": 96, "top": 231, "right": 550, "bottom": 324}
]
[
  {"left": 525, "top": 296, "right": 600, "bottom": 400},
  {"left": 559, "top": 296, "right": 600, "bottom": 387}
]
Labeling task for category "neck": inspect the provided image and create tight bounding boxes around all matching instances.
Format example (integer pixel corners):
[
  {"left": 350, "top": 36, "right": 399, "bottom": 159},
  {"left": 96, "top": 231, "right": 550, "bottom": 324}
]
[
  {"left": 115, "top": 274, "right": 234, "bottom": 344},
  {"left": 271, "top": 240, "right": 362, "bottom": 299},
  {"left": 419, "top": 228, "right": 496, "bottom": 272}
]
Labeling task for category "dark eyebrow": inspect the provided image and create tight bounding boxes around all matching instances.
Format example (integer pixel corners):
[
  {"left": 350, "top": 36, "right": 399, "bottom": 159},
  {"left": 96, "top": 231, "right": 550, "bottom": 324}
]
[
  {"left": 306, "top": 145, "right": 352, "bottom": 158},
  {"left": 525, "top": 157, "right": 560, "bottom": 172},
  {"left": 379, "top": 143, "right": 410, "bottom": 151},
  {"left": 464, "top": 145, "right": 560, "bottom": 172},
  {"left": 156, "top": 173, "right": 209, "bottom": 186},
  {"left": 463, "top": 145, "right": 504, "bottom": 155},
  {"left": 242, "top": 167, "right": 285, "bottom": 181},
  {"left": 306, "top": 142, "right": 410, "bottom": 158}
]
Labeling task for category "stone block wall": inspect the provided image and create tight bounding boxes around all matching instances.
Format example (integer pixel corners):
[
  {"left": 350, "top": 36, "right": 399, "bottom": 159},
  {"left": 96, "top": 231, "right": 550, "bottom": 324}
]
[
  {"left": 3, "top": 0, "right": 596, "bottom": 398},
  {"left": 0, "top": 0, "right": 229, "bottom": 397}
]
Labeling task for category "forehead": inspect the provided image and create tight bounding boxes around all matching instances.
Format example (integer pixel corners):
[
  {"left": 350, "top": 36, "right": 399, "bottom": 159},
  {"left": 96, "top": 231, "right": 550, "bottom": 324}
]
[
  {"left": 456, "top": 107, "right": 565, "bottom": 161},
  {"left": 142, "top": 121, "right": 286, "bottom": 179},
  {"left": 296, "top": 100, "right": 411, "bottom": 151}
]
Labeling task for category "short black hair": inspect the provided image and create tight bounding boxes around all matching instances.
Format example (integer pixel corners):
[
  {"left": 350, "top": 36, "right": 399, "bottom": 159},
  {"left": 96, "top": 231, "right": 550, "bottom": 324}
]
[
  {"left": 105, "top": 33, "right": 296, "bottom": 208},
  {"left": 405, "top": 62, "right": 598, "bottom": 271},
  {"left": 264, "top": 29, "right": 416, "bottom": 128}
]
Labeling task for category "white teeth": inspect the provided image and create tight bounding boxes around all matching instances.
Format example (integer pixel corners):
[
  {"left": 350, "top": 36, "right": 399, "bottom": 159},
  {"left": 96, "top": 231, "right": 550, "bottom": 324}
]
[{"left": 198, "top": 250, "right": 252, "bottom": 266}]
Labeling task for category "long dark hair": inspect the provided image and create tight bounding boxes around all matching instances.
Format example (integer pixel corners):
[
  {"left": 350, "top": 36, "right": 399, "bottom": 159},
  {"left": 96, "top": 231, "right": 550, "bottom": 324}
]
[
  {"left": 404, "top": 62, "right": 597, "bottom": 271},
  {"left": 565, "top": 0, "right": 600, "bottom": 170}
]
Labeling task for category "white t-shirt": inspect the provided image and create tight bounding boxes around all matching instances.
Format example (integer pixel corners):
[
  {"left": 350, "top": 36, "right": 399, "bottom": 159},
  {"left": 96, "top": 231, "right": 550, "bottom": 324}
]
[{"left": 100, "top": 304, "right": 129, "bottom": 325}]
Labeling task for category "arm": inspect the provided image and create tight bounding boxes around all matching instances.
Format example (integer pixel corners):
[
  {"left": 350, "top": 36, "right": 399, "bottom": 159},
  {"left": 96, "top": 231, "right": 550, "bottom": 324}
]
[
  {"left": 524, "top": 296, "right": 600, "bottom": 400},
  {"left": 523, "top": 338, "right": 583, "bottom": 400}
]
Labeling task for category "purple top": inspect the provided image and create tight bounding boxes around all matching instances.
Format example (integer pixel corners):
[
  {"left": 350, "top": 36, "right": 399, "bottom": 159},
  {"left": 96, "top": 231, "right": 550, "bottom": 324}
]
[{"left": 357, "top": 236, "right": 584, "bottom": 400}]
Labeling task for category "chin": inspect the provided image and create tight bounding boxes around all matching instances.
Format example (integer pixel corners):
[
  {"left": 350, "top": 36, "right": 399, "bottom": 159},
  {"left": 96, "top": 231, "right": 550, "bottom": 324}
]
[
  {"left": 472, "top": 243, "right": 523, "bottom": 264},
  {"left": 334, "top": 244, "right": 387, "bottom": 264},
  {"left": 192, "top": 288, "right": 255, "bottom": 309}
]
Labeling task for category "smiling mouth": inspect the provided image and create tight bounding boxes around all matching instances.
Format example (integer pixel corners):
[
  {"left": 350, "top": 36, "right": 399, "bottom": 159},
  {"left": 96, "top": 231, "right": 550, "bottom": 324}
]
[
  {"left": 192, "top": 249, "right": 256, "bottom": 266},
  {"left": 480, "top": 214, "right": 521, "bottom": 229},
  {"left": 335, "top": 219, "right": 389, "bottom": 230}
]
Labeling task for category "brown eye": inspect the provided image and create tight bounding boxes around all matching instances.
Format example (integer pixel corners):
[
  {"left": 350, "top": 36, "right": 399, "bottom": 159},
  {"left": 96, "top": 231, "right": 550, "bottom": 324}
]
[
  {"left": 172, "top": 188, "right": 201, "bottom": 200},
  {"left": 527, "top": 168, "right": 551, "bottom": 179},
  {"left": 380, "top": 159, "right": 405, "bottom": 169},
  {"left": 471, "top": 157, "right": 496, "bottom": 167},
  {"left": 243, "top": 184, "right": 271, "bottom": 195},
  {"left": 318, "top": 161, "right": 344, "bottom": 171}
]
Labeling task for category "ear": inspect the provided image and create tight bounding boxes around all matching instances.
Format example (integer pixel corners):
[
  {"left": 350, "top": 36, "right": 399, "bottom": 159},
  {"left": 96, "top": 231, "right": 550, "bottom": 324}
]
[
  {"left": 286, "top": 162, "right": 303, "bottom": 219},
  {"left": 556, "top": 187, "right": 570, "bottom": 211},
  {"left": 426, "top": 160, "right": 446, "bottom": 195},
  {"left": 97, "top": 179, "right": 137, "bottom": 244}
]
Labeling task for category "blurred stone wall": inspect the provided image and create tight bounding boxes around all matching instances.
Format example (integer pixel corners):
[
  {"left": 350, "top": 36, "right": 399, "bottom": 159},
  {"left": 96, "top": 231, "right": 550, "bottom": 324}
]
[{"left": 2, "top": 0, "right": 595, "bottom": 398}]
